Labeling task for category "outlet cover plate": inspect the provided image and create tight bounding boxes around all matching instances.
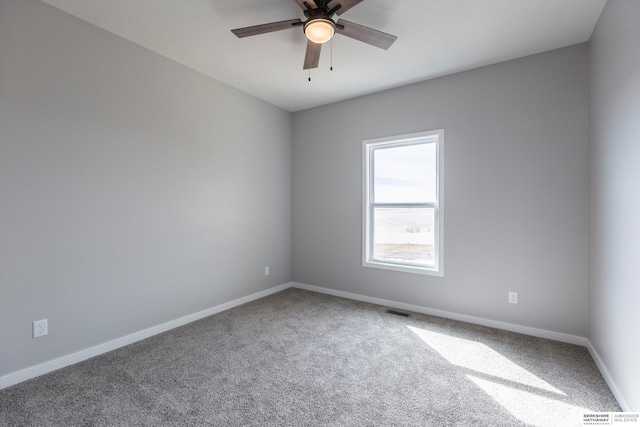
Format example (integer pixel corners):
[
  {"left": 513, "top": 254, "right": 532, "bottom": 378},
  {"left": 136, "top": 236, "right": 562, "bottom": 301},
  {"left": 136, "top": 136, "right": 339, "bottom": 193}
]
[
  {"left": 33, "top": 319, "right": 48, "bottom": 338},
  {"left": 508, "top": 292, "right": 518, "bottom": 304}
]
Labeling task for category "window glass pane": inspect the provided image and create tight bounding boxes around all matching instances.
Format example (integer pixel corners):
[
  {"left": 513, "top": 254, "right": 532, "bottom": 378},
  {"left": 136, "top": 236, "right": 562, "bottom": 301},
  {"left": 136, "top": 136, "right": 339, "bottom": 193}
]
[
  {"left": 373, "top": 207, "right": 435, "bottom": 266},
  {"left": 373, "top": 143, "right": 436, "bottom": 203}
]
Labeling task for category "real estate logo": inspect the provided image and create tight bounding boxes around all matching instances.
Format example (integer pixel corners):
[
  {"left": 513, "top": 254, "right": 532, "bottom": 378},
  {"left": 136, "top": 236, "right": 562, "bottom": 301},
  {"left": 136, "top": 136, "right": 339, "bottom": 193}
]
[{"left": 583, "top": 413, "right": 640, "bottom": 426}]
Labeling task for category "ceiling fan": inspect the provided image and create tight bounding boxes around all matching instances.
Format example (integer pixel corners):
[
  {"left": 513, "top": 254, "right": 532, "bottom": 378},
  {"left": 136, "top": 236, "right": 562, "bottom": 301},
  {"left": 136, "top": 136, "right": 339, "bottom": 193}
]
[{"left": 231, "top": 0, "right": 397, "bottom": 70}]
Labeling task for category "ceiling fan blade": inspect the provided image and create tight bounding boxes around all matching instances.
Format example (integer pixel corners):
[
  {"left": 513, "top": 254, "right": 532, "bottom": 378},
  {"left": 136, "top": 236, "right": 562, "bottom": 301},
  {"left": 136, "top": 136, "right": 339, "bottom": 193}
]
[
  {"left": 303, "top": 40, "right": 322, "bottom": 69},
  {"left": 231, "top": 19, "right": 302, "bottom": 38},
  {"left": 327, "top": 0, "right": 363, "bottom": 15},
  {"left": 336, "top": 19, "right": 397, "bottom": 50}
]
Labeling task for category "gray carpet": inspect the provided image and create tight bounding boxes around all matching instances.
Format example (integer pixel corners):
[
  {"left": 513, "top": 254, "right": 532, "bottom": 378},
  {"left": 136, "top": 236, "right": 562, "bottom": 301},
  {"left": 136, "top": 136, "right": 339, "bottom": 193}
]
[{"left": 0, "top": 288, "right": 620, "bottom": 426}]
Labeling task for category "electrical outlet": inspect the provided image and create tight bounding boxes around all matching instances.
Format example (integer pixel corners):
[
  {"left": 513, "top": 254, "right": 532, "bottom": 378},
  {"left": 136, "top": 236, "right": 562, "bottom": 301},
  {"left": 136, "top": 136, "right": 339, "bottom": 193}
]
[
  {"left": 508, "top": 292, "right": 518, "bottom": 304},
  {"left": 33, "top": 319, "right": 48, "bottom": 338},
  {"left": 264, "top": 266, "right": 270, "bottom": 276}
]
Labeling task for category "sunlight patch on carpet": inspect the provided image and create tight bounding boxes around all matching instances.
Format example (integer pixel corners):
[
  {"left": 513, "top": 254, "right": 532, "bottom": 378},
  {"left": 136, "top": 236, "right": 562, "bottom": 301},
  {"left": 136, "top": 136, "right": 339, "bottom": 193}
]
[
  {"left": 467, "top": 375, "right": 592, "bottom": 427},
  {"left": 407, "top": 326, "right": 565, "bottom": 395}
]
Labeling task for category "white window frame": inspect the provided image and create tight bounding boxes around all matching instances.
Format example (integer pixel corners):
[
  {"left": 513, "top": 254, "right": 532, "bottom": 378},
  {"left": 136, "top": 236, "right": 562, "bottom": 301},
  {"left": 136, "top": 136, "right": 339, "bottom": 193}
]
[{"left": 362, "top": 129, "right": 444, "bottom": 276}]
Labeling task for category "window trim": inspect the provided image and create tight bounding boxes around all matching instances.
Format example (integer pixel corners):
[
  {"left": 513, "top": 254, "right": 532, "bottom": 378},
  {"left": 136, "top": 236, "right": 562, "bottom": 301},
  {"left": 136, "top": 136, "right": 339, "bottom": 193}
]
[{"left": 362, "top": 129, "right": 444, "bottom": 276}]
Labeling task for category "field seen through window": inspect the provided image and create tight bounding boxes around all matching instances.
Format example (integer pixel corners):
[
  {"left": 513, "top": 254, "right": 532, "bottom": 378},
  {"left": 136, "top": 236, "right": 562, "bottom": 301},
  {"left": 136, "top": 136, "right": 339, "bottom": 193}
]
[{"left": 373, "top": 207, "right": 435, "bottom": 266}]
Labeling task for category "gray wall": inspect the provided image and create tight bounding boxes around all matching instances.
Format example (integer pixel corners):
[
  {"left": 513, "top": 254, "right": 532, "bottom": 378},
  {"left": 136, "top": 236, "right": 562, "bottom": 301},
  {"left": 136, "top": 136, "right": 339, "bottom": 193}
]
[
  {"left": 0, "top": 0, "right": 291, "bottom": 377},
  {"left": 293, "top": 44, "right": 590, "bottom": 337},
  {"left": 589, "top": 0, "right": 640, "bottom": 411}
]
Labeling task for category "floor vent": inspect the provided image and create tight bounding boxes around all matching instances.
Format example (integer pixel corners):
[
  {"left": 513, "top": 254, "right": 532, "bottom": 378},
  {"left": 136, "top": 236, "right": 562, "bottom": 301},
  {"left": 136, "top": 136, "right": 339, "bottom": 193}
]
[{"left": 386, "top": 309, "right": 410, "bottom": 317}]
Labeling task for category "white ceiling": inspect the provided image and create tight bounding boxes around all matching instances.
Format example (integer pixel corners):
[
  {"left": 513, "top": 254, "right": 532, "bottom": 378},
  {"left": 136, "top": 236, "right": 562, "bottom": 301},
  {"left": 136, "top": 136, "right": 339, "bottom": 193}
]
[{"left": 41, "top": 0, "right": 606, "bottom": 112}]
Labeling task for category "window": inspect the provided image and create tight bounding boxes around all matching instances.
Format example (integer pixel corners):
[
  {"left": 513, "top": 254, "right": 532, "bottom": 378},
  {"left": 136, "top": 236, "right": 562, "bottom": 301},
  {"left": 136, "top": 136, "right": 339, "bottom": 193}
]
[{"left": 362, "top": 129, "right": 443, "bottom": 276}]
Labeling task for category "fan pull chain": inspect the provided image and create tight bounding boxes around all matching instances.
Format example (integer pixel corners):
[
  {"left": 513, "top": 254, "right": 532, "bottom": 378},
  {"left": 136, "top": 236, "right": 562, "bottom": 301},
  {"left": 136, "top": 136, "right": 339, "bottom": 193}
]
[
  {"left": 330, "top": 38, "right": 333, "bottom": 71},
  {"left": 308, "top": 69, "right": 311, "bottom": 82}
]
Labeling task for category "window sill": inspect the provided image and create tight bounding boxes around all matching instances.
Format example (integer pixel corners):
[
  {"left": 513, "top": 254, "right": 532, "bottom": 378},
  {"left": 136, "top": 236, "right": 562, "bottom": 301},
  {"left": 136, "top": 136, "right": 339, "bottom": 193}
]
[{"left": 362, "top": 260, "right": 443, "bottom": 277}]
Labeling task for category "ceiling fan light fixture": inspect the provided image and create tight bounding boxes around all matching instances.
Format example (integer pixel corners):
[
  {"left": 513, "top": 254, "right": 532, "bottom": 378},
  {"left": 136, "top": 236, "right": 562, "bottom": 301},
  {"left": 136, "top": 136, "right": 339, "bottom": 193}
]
[{"left": 304, "top": 19, "right": 335, "bottom": 44}]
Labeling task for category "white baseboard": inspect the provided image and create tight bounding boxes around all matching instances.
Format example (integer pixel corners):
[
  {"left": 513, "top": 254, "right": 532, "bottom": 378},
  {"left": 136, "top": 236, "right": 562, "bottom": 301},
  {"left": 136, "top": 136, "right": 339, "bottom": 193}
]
[
  {"left": 586, "top": 341, "right": 632, "bottom": 412},
  {"left": 292, "top": 282, "right": 589, "bottom": 346},
  {"left": 0, "top": 283, "right": 292, "bottom": 390}
]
